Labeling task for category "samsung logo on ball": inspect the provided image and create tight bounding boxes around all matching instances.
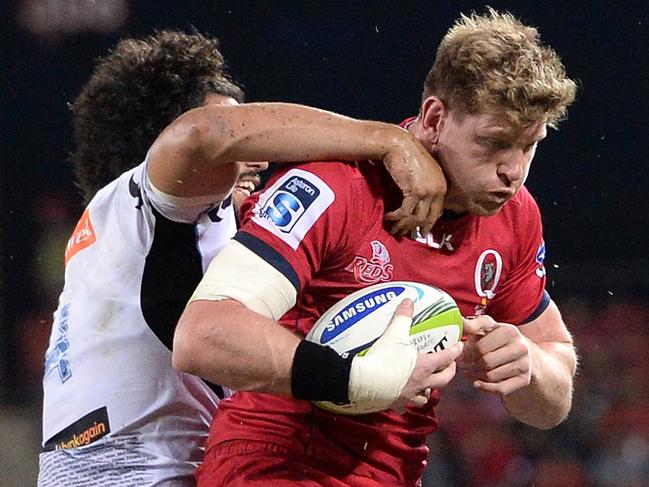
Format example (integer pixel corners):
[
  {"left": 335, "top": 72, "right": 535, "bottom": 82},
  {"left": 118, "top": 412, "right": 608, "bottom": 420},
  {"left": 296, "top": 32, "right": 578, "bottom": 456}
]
[{"left": 321, "top": 286, "right": 406, "bottom": 342}]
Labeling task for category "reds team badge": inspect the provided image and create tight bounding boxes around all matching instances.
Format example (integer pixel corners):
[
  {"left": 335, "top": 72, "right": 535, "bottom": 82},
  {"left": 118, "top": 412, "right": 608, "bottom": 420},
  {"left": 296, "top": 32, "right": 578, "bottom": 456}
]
[
  {"left": 345, "top": 240, "right": 394, "bottom": 284},
  {"left": 473, "top": 249, "right": 503, "bottom": 315}
]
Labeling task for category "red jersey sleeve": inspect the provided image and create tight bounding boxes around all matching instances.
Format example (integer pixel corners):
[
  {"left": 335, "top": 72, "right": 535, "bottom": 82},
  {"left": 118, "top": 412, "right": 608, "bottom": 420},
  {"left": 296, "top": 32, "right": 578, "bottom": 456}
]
[
  {"left": 486, "top": 187, "right": 550, "bottom": 325},
  {"left": 233, "top": 162, "right": 365, "bottom": 293}
]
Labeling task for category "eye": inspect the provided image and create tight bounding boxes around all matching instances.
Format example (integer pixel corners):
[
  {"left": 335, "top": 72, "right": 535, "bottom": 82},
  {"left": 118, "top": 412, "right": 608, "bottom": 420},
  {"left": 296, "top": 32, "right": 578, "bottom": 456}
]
[{"left": 479, "top": 137, "right": 508, "bottom": 151}]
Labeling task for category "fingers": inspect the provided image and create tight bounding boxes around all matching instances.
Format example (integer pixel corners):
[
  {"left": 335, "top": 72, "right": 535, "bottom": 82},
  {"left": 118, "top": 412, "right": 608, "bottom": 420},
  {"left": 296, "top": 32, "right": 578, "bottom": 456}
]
[
  {"left": 406, "top": 389, "right": 431, "bottom": 409},
  {"left": 473, "top": 375, "right": 531, "bottom": 395},
  {"left": 401, "top": 342, "right": 463, "bottom": 395},
  {"left": 384, "top": 211, "right": 416, "bottom": 236},
  {"left": 460, "top": 320, "right": 533, "bottom": 396},
  {"left": 390, "top": 341, "right": 463, "bottom": 414},
  {"left": 423, "top": 341, "right": 464, "bottom": 374},
  {"left": 462, "top": 315, "right": 499, "bottom": 336},
  {"left": 394, "top": 298, "right": 414, "bottom": 318},
  {"left": 413, "top": 199, "right": 431, "bottom": 230},
  {"left": 384, "top": 197, "right": 418, "bottom": 236},
  {"left": 393, "top": 389, "right": 430, "bottom": 415},
  {"left": 463, "top": 323, "right": 524, "bottom": 363},
  {"left": 466, "top": 356, "right": 530, "bottom": 384},
  {"left": 384, "top": 196, "right": 418, "bottom": 222},
  {"left": 391, "top": 401, "right": 407, "bottom": 415},
  {"left": 423, "top": 360, "right": 457, "bottom": 390},
  {"left": 420, "top": 197, "right": 443, "bottom": 238},
  {"left": 385, "top": 196, "right": 441, "bottom": 236}
]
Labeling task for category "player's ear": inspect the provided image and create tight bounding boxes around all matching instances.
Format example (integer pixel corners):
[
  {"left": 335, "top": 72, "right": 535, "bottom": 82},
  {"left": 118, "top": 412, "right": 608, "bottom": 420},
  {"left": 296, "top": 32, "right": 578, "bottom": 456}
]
[{"left": 419, "top": 96, "right": 447, "bottom": 145}]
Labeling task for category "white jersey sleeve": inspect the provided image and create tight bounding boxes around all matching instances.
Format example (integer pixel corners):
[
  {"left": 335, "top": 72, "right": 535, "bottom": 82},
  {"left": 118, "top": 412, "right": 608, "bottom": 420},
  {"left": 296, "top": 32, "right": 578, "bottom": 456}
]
[{"left": 142, "top": 155, "right": 231, "bottom": 224}]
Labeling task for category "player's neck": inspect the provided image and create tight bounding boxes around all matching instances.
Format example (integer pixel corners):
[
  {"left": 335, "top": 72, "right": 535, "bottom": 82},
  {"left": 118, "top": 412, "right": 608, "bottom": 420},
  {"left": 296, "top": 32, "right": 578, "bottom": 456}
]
[{"left": 439, "top": 209, "right": 468, "bottom": 221}]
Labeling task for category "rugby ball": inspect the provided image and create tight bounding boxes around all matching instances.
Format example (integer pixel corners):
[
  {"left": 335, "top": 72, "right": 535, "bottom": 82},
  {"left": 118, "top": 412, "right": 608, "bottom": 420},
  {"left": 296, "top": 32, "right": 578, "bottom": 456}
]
[{"left": 305, "top": 281, "right": 462, "bottom": 414}]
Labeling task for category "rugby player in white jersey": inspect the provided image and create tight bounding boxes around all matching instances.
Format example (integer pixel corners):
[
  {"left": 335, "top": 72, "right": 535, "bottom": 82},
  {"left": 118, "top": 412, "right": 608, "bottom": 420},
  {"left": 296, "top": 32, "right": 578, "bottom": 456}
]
[{"left": 38, "top": 30, "right": 447, "bottom": 486}]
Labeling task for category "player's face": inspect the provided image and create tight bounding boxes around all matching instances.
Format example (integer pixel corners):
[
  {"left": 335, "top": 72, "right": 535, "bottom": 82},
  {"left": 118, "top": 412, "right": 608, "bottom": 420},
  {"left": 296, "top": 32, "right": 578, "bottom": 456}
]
[
  {"left": 203, "top": 94, "right": 269, "bottom": 211},
  {"left": 435, "top": 111, "right": 546, "bottom": 216}
]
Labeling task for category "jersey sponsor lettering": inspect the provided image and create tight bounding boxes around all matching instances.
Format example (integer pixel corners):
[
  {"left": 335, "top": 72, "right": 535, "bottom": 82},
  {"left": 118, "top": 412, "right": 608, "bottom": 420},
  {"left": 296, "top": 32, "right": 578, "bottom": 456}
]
[
  {"left": 65, "top": 208, "right": 96, "bottom": 265},
  {"left": 43, "top": 406, "right": 110, "bottom": 451},
  {"left": 413, "top": 227, "right": 455, "bottom": 252},
  {"left": 252, "top": 169, "right": 334, "bottom": 250},
  {"left": 38, "top": 433, "right": 161, "bottom": 487}
]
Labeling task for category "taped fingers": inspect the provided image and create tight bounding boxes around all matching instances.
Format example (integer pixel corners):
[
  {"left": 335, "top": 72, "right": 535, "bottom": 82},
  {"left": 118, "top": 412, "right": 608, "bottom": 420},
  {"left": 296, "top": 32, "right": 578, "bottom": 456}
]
[{"left": 348, "top": 299, "right": 417, "bottom": 407}]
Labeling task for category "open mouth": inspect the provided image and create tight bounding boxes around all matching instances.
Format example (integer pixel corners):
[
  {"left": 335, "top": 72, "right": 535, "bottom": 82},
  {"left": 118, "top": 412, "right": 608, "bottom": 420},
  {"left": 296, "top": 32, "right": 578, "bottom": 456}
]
[{"left": 234, "top": 177, "right": 259, "bottom": 197}]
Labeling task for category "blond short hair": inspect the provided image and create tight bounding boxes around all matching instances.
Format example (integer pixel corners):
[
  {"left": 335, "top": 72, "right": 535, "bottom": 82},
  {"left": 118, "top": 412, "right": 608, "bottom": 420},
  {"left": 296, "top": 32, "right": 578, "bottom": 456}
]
[{"left": 423, "top": 8, "right": 577, "bottom": 128}]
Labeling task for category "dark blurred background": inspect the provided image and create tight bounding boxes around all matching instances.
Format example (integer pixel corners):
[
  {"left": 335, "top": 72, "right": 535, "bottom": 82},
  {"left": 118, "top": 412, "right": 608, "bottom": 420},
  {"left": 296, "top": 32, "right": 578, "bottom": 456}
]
[{"left": 1, "top": 1, "right": 648, "bottom": 485}]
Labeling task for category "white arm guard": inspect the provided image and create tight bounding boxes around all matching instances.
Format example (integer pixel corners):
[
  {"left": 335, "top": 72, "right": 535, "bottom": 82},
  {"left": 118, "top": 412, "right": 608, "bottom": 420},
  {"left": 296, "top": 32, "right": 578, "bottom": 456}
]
[{"left": 190, "top": 240, "right": 297, "bottom": 320}]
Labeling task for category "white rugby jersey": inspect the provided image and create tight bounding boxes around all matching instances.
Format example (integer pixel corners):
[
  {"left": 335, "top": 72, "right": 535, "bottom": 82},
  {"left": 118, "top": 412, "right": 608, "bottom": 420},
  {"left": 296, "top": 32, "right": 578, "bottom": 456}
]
[{"left": 40, "top": 160, "right": 236, "bottom": 486}]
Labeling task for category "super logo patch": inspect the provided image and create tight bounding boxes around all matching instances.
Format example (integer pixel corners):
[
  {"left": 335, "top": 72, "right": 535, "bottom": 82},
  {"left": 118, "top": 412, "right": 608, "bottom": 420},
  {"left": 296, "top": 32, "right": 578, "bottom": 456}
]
[{"left": 253, "top": 168, "right": 334, "bottom": 249}]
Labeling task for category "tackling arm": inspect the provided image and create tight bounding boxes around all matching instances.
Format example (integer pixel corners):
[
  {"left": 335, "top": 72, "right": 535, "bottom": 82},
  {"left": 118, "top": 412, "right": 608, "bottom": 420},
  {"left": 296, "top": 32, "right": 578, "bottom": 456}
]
[{"left": 147, "top": 102, "right": 446, "bottom": 234}]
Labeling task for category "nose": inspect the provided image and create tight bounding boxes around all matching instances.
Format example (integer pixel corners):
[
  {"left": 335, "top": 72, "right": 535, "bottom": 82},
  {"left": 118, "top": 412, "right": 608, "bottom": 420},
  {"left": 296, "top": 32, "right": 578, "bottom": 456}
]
[
  {"left": 242, "top": 160, "right": 269, "bottom": 174},
  {"left": 497, "top": 153, "right": 525, "bottom": 187}
]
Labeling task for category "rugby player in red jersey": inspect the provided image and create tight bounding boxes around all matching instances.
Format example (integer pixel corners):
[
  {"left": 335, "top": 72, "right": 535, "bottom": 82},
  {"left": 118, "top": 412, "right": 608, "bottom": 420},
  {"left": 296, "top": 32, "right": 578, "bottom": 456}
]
[
  {"left": 38, "top": 30, "right": 449, "bottom": 487},
  {"left": 174, "top": 9, "right": 578, "bottom": 486}
]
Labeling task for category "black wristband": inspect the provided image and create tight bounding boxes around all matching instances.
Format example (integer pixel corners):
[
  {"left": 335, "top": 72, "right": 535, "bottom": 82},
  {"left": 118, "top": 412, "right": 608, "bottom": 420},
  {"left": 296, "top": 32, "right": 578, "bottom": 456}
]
[{"left": 291, "top": 340, "right": 353, "bottom": 403}]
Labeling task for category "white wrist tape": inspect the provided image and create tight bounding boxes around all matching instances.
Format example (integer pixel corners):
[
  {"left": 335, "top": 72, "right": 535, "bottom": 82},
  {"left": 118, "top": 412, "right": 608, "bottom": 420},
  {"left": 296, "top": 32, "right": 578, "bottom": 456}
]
[{"left": 348, "top": 314, "right": 417, "bottom": 409}]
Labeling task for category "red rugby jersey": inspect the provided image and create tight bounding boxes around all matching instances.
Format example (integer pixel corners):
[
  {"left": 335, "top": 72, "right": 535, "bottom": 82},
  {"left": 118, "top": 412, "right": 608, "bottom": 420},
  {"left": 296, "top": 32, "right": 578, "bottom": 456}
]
[{"left": 207, "top": 159, "right": 549, "bottom": 485}]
